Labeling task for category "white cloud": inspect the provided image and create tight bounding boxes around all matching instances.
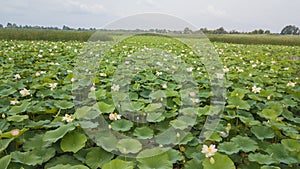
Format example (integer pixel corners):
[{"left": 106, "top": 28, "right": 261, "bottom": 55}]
[
  {"left": 62, "top": 0, "right": 105, "bottom": 14},
  {"left": 201, "top": 5, "right": 228, "bottom": 17}
]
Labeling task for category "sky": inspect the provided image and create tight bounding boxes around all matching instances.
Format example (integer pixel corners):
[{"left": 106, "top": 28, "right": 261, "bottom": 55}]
[{"left": 0, "top": 0, "right": 299, "bottom": 33}]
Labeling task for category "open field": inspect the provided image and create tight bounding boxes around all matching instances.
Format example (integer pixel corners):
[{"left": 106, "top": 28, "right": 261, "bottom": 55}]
[{"left": 0, "top": 34, "right": 299, "bottom": 168}]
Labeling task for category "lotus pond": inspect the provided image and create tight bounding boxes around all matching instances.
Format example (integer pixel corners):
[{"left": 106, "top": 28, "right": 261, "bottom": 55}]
[{"left": 0, "top": 36, "right": 299, "bottom": 169}]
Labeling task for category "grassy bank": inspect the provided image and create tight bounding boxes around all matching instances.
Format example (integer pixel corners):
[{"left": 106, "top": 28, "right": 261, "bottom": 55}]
[{"left": 1, "top": 28, "right": 300, "bottom": 46}]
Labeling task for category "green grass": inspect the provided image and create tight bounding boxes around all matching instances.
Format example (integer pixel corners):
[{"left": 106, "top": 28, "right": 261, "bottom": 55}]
[{"left": 1, "top": 28, "right": 300, "bottom": 46}]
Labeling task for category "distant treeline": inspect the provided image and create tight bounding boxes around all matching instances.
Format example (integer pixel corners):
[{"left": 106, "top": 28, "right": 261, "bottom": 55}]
[{"left": 1, "top": 23, "right": 299, "bottom": 35}]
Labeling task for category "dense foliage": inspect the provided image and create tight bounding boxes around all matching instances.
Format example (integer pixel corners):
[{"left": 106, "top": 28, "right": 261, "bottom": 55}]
[{"left": 0, "top": 36, "right": 299, "bottom": 169}]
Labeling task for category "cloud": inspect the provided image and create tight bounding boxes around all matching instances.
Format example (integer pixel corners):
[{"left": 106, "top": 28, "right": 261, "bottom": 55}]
[
  {"left": 201, "top": 5, "right": 228, "bottom": 17},
  {"left": 62, "top": 0, "right": 105, "bottom": 15}
]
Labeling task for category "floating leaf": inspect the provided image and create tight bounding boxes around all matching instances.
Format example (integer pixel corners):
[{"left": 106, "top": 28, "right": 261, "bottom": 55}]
[
  {"left": 146, "top": 112, "right": 165, "bottom": 122},
  {"left": 281, "top": 139, "right": 300, "bottom": 152},
  {"left": 266, "top": 144, "right": 298, "bottom": 164},
  {"left": 54, "top": 100, "right": 74, "bottom": 109},
  {"left": 259, "top": 109, "right": 280, "bottom": 120},
  {"left": 111, "top": 119, "right": 133, "bottom": 132},
  {"left": 166, "top": 149, "right": 184, "bottom": 163},
  {"left": 7, "top": 115, "right": 29, "bottom": 122},
  {"left": 144, "top": 103, "right": 162, "bottom": 112},
  {"left": 218, "top": 142, "right": 240, "bottom": 155},
  {"left": 0, "top": 155, "right": 11, "bottom": 169},
  {"left": 202, "top": 153, "right": 235, "bottom": 169},
  {"left": 251, "top": 126, "right": 275, "bottom": 140},
  {"left": 133, "top": 126, "right": 154, "bottom": 139},
  {"left": 48, "top": 164, "right": 89, "bottom": 169},
  {"left": 0, "top": 138, "right": 14, "bottom": 152},
  {"left": 137, "top": 148, "right": 172, "bottom": 169},
  {"left": 97, "top": 102, "right": 115, "bottom": 113},
  {"left": 102, "top": 159, "right": 133, "bottom": 169},
  {"left": 248, "top": 153, "right": 276, "bottom": 165},
  {"left": 60, "top": 131, "right": 87, "bottom": 153},
  {"left": 231, "top": 136, "right": 258, "bottom": 152},
  {"left": 227, "top": 96, "right": 250, "bottom": 110},
  {"left": 43, "top": 123, "right": 75, "bottom": 142},
  {"left": 86, "top": 147, "right": 114, "bottom": 169},
  {"left": 117, "top": 139, "right": 142, "bottom": 154},
  {"left": 8, "top": 101, "right": 30, "bottom": 114}
]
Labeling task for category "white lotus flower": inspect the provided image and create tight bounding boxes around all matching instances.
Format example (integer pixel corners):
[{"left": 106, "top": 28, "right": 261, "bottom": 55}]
[
  {"left": 20, "top": 88, "right": 30, "bottom": 97},
  {"left": 252, "top": 86, "right": 261, "bottom": 93},
  {"left": 202, "top": 144, "right": 218, "bottom": 158},
  {"left": 287, "top": 82, "right": 296, "bottom": 87},
  {"left": 109, "top": 113, "right": 121, "bottom": 121},
  {"left": 10, "top": 99, "right": 20, "bottom": 105},
  {"left": 162, "top": 84, "right": 167, "bottom": 89},
  {"left": 14, "top": 74, "right": 21, "bottom": 79},
  {"left": 111, "top": 84, "right": 120, "bottom": 92},
  {"left": 49, "top": 83, "right": 58, "bottom": 90},
  {"left": 62, "top": 114, "right": 73, "bottom": 123}
]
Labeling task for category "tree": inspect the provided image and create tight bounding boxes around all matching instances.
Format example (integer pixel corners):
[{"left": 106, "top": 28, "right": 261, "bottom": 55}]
[
  {"left": 183, "top": 27, "right": 193, "bottom": 34},
  {"left": 280, "top": 25, "right": 299, "bottom": 35},
  {"left": 215, "top": 27, "right": 227, "bottom": 34},
  {"left": 0, "top": 24, "right": 3, "bottom": 28}
]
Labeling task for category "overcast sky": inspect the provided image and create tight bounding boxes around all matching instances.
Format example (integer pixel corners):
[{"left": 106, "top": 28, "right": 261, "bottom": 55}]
[{"left": 1, "top": 0, "right": 299, "bottom": 33}]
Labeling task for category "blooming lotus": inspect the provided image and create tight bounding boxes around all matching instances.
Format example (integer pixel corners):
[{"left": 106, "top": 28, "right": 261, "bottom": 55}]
[
  {"left": 62, "top": 114, "right": 73, "bottom": 123},
  {"left": 49, "top": 83, "right": 58, "bottom": 90},
  {"left": 20, "top": 88, "right": 30, "bottom": 97},
  {"left": 10, "top": 99, "right": 20, "bottom": 105},
  {"left": 109, "top": 113, "right": 121, "bottom": 121},
  {"left": 111, "top": 84, "right": 120, "bottom": 92},
  {"left": 252, "top": 86, "right": 261, "bottom": 93},
  {"left": 14, "top": 74, "right": 21, "bottom": 79},
  {"left": 202, "top": 144, "right": 218, "bottom": 158},
  {"left": 287, "top": 82, "right": 296, "bottom": 87}
]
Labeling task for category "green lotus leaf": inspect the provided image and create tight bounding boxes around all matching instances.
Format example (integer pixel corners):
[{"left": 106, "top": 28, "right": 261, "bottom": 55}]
[
  {"left": 48, "top": 164, "right": 89, "bottom": 169},
  {"left": 166, "top": 149, "right": 184, "bottom": 163},
  {"left": 44, "top": 155, "right": 82, "bottom": 168},
  {"left": 117, "top": 139, "right": 142, "bottom": 154},
  {"left": 146, "top": 112, "right": 165, "bottom": 122},
  {"left": 23, "top": 134, "right": 51, "bottom": 151},
  {"left": 137, "top": 148, "right": 172, "bottom": 169},
  {"left": 0, "top": 88, "right": 16, "bottom": 96},
  {"left": 86, "top": 147, "right": 114, "bottom": 169},
  {"left": 251, "top": 126, "right": 275, "bottom": 140},
  {"left": 133, "top": 126, "right": 154, "bottom": 139},
  {"left": 149, "top": 90, "right": 166, "bottom": 99},
  {"left": 111, "top": 119, "right": 133, "bottom": 132},
  {"left": 54, "top": 100, "right": 74, "bottom": 109},
  {"left": 0, "top": 138, "right": 14, "bottom": 152},
  {"left": 0, "top": 155, "right": 11, "bottom": 169},
  {"left": 102, "top": 159, "right": 134, "bottom": 169},
  {"left": 281, "top": 139, "right": 300, "bottom": 152},
  {"left": 97, "top": 102, "right": 115, "bottom": 113},
  {"left": 227, "top": 96, "right": 250, "bottom": 110},
  {"left": 8, "top": 101, "right": 30, "bottom": 114},
  {"left": 259, "top": 109, "right": 280, "bottom": 120},
  {"left": 7, "top": 115, "right": 29, "bottom": 122},
  {"left": 248, "top": 153, "right": 276, "bottom": 165},
  {"left": 260, "top": 166, "right": 281, "bottom": 169},
  {"left": 43, "top": 123, "right": 75, "bottom": 142},
  {"left": 144, "top": 103, "right": 162, "bottom": 112},
  {"left": 184, "top": 159, "right": 203, "bottom": 169},
  {"left": 202, "top": 153, "right": 235, "bottom": 169},
  {"left": 218, "top": 142, "right": 240, "bottom": 155},
  {"left": 266, "top": 144, "right": 298, "bottom": 164},
  {"left": 60, "top": 131, "right": 87, "bottom": 153},
  {"left": 231, "top": 88, "right": 246, "bottom": 99},
  {"left": 231, "top": 136, "right": 258, "bottom": 152}
]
